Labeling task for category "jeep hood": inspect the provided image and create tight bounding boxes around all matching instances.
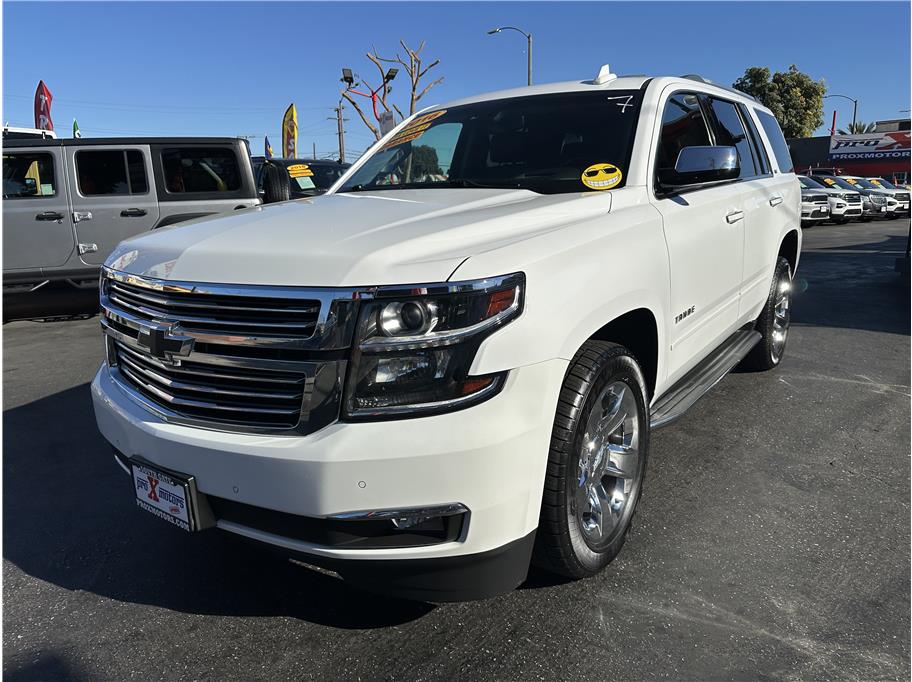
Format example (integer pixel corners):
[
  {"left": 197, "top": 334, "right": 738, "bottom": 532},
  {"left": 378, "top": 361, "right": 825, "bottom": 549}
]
[{"left": 106, "top": 188, "right": 613, "bottom": 287}]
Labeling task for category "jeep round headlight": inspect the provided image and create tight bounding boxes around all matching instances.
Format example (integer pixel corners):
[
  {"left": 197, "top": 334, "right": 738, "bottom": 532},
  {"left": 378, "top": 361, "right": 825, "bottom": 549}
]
[{"left": 343, "top": 273, "right": 524, "bottom": 418}]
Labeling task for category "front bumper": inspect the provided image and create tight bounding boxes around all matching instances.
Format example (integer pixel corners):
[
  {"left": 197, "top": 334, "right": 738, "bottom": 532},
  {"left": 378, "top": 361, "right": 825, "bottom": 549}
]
[
  {"left": 92, "top": 358, "right": 567, "bottom": 599},
  {"left": 801, "top": 204, "right": 829, "bottom": 220}
]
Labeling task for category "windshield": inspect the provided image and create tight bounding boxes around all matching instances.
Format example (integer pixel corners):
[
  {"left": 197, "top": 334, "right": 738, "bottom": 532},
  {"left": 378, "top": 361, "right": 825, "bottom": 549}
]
[
  {"left": 285, "top": 163, "right": 345, "bottom": 193},
  {"left": 868, "top": 177, "right": 897, "bottom": 189},
  {"left": 338, "top": 91, "right": 643, "bottom": 195},
  {"left": 799, "top": 176, "right": 825, "bottom": 190},
  {"left": 843, "top": 177, "right": 879, "bottom": 190},
  {"left": 816, "top": 175, "right": 857, "bottom": 191}
]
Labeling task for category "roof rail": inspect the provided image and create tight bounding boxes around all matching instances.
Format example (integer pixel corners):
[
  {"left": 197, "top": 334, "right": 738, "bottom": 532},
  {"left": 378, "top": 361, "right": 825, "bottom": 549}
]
[{"left": 679, "top": 74, "right": 757, "bottom": 102}]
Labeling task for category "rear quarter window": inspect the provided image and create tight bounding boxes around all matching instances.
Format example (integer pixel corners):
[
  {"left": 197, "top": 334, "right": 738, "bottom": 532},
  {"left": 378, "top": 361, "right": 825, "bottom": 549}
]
[
  {"left": 161, "top": 147, "right": 241, "bottom": 194},
  {"left": 755, "top": 110, "right": 793, "bottom": 173}
]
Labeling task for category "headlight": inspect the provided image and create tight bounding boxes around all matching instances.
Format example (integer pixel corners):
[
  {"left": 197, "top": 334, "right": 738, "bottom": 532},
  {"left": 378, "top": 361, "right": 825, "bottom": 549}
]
[{"left": 343, "top": 273, "right": 524, "bottom": 419}]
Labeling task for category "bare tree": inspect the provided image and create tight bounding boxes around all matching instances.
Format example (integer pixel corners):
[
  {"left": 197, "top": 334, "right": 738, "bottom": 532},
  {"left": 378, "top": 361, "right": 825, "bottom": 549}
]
[{"left": 342, "top": 40, "right": 444, "bottom": 140}]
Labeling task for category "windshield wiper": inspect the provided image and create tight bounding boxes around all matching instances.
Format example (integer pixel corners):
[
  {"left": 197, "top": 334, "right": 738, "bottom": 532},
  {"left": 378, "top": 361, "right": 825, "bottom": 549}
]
[{"left": 446, "top": 178, "right": 543, "bottom": 192}]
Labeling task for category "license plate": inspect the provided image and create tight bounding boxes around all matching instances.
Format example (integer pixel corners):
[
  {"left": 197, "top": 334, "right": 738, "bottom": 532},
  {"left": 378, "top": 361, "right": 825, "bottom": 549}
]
[
  {"left": 131, "top": 460, "right": 196, "bottom": 531},
  {"left": 881, "top": 207, "right": 887, "bottom": 212}
]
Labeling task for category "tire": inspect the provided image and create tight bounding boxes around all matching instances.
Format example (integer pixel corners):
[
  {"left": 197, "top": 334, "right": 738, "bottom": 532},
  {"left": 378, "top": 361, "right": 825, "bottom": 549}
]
[
  {"left": 800, "top": 219, "right": 811, "bottom": 228},
  {"left": 861, "top": 216, "right": 873, "bottom": 222},
  {"left": 741, "top": 256, "right": 792, "bottom": 371},
  {"left": 534, "top": 340, "right": 650, "bottom": 579},
  {"left": 262, "top": 162, "right": 291, "bottom": 204}
]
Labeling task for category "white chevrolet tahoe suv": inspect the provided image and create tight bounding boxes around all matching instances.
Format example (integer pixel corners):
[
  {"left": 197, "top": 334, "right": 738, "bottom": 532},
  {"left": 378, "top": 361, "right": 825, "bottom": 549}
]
[{"left": 92, "top": 68, "right": 801, "bottom": 601}]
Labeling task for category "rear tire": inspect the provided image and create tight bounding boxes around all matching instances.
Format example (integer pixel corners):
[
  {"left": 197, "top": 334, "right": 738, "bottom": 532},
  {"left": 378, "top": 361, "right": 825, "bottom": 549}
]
[
  {"left": 534, "top": 341, "right": 649, "bottom": 579},
  {"left": 741, "top": 256, "right": 792, "bottom": 371},
  {"left": 262, "top": 162, "right": 291, "bottom": 204}
]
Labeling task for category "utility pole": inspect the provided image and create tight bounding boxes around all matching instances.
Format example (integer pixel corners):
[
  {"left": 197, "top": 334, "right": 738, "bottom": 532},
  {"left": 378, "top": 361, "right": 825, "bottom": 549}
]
[
  {"left": 312, "top": 141, "right": 317, "bottom": 159},
  {"left": 330, "top": 102, "right": 347, "bottom": 163}
]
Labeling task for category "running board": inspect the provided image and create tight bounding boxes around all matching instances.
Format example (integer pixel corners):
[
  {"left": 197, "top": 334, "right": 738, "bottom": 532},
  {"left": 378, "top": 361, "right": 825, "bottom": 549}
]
[{"left": 650, "top": 328, "right": 761, "bottom": 429}]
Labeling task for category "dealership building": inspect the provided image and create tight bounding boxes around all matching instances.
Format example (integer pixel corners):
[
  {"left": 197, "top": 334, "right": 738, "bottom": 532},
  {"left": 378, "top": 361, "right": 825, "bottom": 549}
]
[{"left": 788, "top": 119, "right": 911, "bottom": 183}]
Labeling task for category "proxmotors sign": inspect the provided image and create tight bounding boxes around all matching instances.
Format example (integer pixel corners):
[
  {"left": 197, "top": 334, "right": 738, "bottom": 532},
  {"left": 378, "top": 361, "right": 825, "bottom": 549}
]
[{"left": 829, "top": 132, "right": 911, "bottom": 162}]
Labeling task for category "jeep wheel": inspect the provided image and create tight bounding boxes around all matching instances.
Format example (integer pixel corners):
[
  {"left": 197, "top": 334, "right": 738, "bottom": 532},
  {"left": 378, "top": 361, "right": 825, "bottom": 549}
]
[
  {"left": 262, "top": 162, "right": 291, "bottom": 204},
  {"left": 741, "top": 256, "right": 792, "bottom": 371},
  {"left": 534, "top": 341, "right": 649, "bottom": 579}
]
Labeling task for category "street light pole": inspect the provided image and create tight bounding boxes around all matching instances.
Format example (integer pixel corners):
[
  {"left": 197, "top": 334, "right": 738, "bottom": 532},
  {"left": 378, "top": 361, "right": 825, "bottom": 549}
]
[
  {"left": 825, "top": 94, "right": 859, "bottom": 132},
  {"left": 487, "top": 26, "right": 533, "bottom": 86}
]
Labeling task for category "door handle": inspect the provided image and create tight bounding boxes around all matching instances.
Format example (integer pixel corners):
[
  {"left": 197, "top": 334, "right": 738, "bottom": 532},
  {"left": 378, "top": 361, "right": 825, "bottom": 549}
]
[
  {"left": 725, "top": 210, "right": 744, "bottom": 224},
  {"left": 35, "top": 211, "right": 64, "bottom": 222},
  {"left": 120, "top": 208, "right": 147, "bottom": 217},
  {"left": 73, "top": 211, "right": 93, "bottom": 222},
  {"left": 769, "top": 195, "right": 783, "bottom": 207}
]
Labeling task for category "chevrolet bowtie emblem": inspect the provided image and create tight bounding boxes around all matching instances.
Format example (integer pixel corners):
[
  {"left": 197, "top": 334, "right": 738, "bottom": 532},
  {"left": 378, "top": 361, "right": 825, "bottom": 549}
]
[{"left": 137, "top": 321, "right": 194, "bottom": 365}]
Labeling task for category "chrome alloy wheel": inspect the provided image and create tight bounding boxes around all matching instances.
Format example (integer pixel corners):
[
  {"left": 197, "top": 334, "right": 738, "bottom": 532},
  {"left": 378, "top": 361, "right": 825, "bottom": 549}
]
[
  {"left": 571, "top": 381, "right": 642, "bottom": 549},
  {"left": 771, "top": 274, "right": 792, "bottom": 361}
]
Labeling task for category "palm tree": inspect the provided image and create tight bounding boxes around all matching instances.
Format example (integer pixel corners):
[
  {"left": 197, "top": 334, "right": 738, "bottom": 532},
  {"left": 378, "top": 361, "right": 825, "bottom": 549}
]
[{"left": 837, "top": 121, "right": 877, "bottom": 134}]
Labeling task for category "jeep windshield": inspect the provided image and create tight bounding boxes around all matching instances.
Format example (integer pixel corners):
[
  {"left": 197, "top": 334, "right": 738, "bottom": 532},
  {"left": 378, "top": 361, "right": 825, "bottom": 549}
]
[{"left": 337, "top": 91, "right": 643, "bottom": 195}]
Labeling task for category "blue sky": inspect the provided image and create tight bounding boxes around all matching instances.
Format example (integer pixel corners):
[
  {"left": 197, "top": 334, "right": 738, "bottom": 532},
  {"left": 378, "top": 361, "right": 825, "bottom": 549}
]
[{"left": 4, "top": 1, "right": 910, "bottom": 158}]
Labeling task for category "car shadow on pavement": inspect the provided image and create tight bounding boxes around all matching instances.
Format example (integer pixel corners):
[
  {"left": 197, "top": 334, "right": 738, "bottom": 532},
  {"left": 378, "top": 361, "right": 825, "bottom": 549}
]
[
  {"left": 791, "top": 233, "right": 910, "bottom": 335},
  {"left": 2, "top": 384, "right": 435, "bottom": 630}
]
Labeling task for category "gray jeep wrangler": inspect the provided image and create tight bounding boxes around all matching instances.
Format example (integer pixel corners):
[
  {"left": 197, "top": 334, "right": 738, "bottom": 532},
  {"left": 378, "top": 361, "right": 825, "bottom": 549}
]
[{"left": 2, "top": 137, "right": 286, "bottom": 321}]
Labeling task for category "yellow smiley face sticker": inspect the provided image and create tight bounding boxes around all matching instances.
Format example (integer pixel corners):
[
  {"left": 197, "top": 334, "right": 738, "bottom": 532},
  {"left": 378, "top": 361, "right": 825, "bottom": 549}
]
[{"left": 581, "top": 163, "right": 622, "bottom": 190}]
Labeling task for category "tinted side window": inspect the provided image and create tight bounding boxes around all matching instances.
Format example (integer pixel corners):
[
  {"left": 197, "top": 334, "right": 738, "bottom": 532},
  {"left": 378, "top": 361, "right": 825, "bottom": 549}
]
[
  {"left": 756, "top": 110, "right": 794, "bottom": 173},
  {"left": 656, "top": 93, "right": 711, "bottom": 184},
  {"left": 2, "top": 152, "right": 56, "bottom": 198},
  {"left": 77, "top": 149, "right": 148, "bottom": 195},
  {"left": 126, "top": 151, "right": 148, "bottom": 193},
  {"left": 162, "top": 148, "right": 241, "bottom": 193},
  {"left": 708, "top": 98, "right": 756, "bottom": 178},
  {"left": 739, "top": 104, "right": 770, "bottom": 175}
]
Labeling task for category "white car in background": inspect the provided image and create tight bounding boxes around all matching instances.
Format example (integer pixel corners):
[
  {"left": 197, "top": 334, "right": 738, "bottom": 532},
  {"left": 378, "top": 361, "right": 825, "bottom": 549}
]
[
  {"left": 800, "top": 174, "right": 863, "bottom": 223},
  {"left": 841, "top": 176, "right": 902, "bottom": 219},
  {"left": 865, "top": 177, "right": 911, "bottom": 217},
  {"left": 798, "top": 185, "right": 829, "bottom": 227}
]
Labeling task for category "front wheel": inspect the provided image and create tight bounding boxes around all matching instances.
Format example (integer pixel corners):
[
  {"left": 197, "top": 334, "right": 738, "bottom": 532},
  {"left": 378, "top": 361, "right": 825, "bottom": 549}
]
[
  {"left": 534, "top": 341, "right": 649, "bottom": 579},
  {"left": 741, "top": 256, "right": 792, "bottom": 371}
]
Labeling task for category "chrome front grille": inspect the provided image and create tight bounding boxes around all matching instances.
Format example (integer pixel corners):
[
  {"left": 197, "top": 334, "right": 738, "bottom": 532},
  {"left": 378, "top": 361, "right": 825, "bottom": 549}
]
[
  {"left": 100, "top": 269, "right": 359, "bottom": 434},
  {"left": 897, "top": 192, "right": 910, "bottom": 203},
  {"left": 113, "top": 340, "right": 308, "bottom": 428},
  {"left": 107, "top": 276, "right": 321, "bottom": 338},
  {"left": 806, "top": 194, "right": 828, "bottom": 204},
  {"left": 846, "top": 193, "right": 862, "bottom": 204}
]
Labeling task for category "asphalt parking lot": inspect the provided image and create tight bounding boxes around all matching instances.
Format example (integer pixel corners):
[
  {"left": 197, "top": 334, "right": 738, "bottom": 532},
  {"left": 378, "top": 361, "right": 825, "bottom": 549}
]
[{"left": 3, "top": 218, "right": 910, "bottom": 681}]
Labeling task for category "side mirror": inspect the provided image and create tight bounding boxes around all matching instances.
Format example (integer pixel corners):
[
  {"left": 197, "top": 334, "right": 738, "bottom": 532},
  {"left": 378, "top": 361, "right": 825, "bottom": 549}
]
[
  {"left": 666, "top": 146, "right": 740, "bottom": 187},
  {"left": 23, "top": 177, "right": 38, "bottom": 195}
]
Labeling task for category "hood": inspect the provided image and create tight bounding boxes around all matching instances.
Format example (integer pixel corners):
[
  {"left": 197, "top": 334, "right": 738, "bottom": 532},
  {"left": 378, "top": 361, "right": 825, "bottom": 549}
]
[
  {"left": 106, "top": 188, "right": 613, "bottom": 287},
  {"left": 813, "top": 186, "right": 850, "bottom": 196}
]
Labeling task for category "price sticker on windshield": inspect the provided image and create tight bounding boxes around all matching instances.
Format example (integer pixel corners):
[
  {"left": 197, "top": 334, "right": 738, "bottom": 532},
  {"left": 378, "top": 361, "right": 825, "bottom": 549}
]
[
  {"left": 287, "top": 164, "right": 313, "bottom": 178},
  {"left": 380, "top": 110, "right": 448, "bottom": 150}
]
